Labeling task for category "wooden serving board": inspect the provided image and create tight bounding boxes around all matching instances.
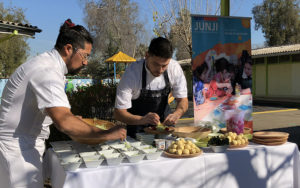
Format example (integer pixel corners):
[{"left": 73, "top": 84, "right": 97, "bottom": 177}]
[
  {"left": 163, "top": 150, "right": 203, "bottom": 158},
  {"left": 229, "top": 142, "right": 249, "bottom": 149},
  {"left": 252, "top": 139, "right": 287, "bottom": 146},
  {"left": 253, "top": 131, "right": 289, "bottom": 139},
  {"left": 144, "top": 127, "right": 175, "bottom": 135},
  {"left": 252, "top": 137, "right": 288, "bottom": 143}
]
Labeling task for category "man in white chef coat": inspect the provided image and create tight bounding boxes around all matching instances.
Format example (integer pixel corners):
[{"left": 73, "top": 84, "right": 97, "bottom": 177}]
[
  {"left": 114, "top": 37, "right": 188, "bottom": 138},
  {"left": 0, "top": 19, "right": 126, "bottom": 188}
]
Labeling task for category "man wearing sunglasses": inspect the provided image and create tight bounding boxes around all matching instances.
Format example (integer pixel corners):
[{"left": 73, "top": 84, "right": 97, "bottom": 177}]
[{"left": 0, "top": 19, "right": 126, "bottom": 188}]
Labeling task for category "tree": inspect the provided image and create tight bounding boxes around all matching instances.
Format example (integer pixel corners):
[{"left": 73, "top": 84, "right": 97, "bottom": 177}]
[
  {"left": 82, "top": 0, "right": 147, "bottom": 78},
  {"left": 149, "top": 0, "right": 221, "bottom": 60},
  {"left": 83, "top": 0, "right": 146, "bottom": 57},
  {"left": 0, "top": 3, "right": 29, "bottom": 78},
  {"left": 252, "top": 0, "right": 300, "bottom": 46}
]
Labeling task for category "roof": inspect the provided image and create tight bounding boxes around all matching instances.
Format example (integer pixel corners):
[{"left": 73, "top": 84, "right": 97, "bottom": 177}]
[
  {"left": 0, "top": 20, "right": 42, "bottom": 37},
  {"left": 252, "top": 44, "right": 300, "bottom": 58},
  {"left": 105, "top": 51, "right": 136, "bottom": 63}
]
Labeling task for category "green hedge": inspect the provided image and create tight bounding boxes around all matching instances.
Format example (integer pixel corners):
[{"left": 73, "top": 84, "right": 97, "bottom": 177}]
[{"left": 46, "top": 83, "right": 117, "bottom": 147}]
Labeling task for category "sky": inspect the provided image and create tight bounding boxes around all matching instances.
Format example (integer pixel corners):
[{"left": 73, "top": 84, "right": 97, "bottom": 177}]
[{"left": 3, "top": 0, "right": 265, "bottom": 59}]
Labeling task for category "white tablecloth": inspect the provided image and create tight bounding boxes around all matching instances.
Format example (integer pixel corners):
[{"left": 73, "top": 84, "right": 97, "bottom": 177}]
[{"left": 44, "top": 142, "right": 300, "bottom": 188}]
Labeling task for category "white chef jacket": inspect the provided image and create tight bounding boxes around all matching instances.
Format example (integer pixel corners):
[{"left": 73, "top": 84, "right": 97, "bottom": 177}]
[
  {"left": 115, "top": 59, "right": 187, "bottom": 109},
  {"left": 0, "top": 49, "right": 70, "bottom": 187}
]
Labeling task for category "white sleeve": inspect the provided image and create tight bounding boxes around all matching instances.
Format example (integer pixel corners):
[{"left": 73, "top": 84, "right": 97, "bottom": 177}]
[
  {"left": 114, "top": 67, "right": 135, "bottom": 109},
  {"left": 30, "top": 68, "right": 70, "bottom": 112},
  {"left": 169, "top": 61, "right": 188, "bottom": 98}
]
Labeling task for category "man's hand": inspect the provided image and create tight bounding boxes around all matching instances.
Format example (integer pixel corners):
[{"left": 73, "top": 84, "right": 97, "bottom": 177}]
[
  {"left": 140, "top": 112, "right": 160, "bottom": 125},
  {"left": 106, "top": 125, "right": 127, "bottom": 141},
  {"left": 163, "top": 113, "right": 181, "bottom": 126}
]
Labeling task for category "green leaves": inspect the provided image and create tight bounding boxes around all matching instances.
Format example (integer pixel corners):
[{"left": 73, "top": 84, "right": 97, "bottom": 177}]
[{"left": 252, "top": 0, "right": 300, "bottom": 46}]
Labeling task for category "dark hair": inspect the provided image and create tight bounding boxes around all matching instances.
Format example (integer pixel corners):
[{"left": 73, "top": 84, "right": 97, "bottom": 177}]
[
  {"left": 245, "top": 57, "right": 253, "bottom": 66},
  {"left": 148, "top": 37, "right": 173, "bottom": 58},
  {"left": 193, "top": 61, "right": 208, "bottom": 80},
  {"left": 215, "top": 57, "right": 229, "bottom": 73},
  {"left": 55, "top": 19, "right": 93, "bottom": 51}
]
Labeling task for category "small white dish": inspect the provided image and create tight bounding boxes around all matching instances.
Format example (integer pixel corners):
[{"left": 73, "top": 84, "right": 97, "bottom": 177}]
[
  {"left": 110, "top": 144, "right": 126, "bottom": 150},
  {"left": 56, "top": 150, "right": 77, "bottom": 158},
  {"left": 79, "top": 151, "right": 98, "bottom": 158},
  {"left": 104, "top": 154, "right": 124, "bottom": 166},
  {"left": 59, "top": 154, "right": 80, "bottom": 163},
  {"left": 82, "top": 156, "right": 104, "bottom": 168},
  {"left": 210, "top": 145, "right": 229, "bottom": 153},
  {"left": 103, "top": 152, "right": 121, "bottom": 159},
  {"left": 53, "top": 146, "right": 73, "bottom": 153},
  {"left": 100, "top": 145, "right": 111, "bottom": 150},
  {"left": 98, "top": 149, "right": 116, "bottom": 156},
  {"left": 61, "top": 158, "right": 82, "bottom": 171},
  {"left": 123, "top": 151, "right": 145, "bottom": 163},
  {"left": 135, "top": 145, "right": 154, "bottom": 150},
  {"left": 129, "top": 141, "right": 142, "bottom": 147},
  {"left": 143, "top": 150, "right": 162, "bottom": 160}
]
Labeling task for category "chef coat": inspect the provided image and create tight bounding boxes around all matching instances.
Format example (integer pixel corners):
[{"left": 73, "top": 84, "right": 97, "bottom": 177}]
[
  {"left": 115, "top": 59, "right": 187, "bottom": 110},
  {"left": 0, "top": 49, "right": 70, "bottom": 187}
]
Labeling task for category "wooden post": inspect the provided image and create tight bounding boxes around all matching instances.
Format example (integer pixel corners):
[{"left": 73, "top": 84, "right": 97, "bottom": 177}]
[{"left": 221, "top": 0, "right": 230, "bottom": 16}]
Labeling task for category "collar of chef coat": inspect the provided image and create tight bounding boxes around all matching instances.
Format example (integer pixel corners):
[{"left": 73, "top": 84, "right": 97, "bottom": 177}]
[{"left": 51, "top": 48, "right": 68, "bottom": 75}]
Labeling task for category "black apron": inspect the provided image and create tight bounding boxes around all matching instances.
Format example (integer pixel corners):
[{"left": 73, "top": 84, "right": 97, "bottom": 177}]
[{"left": 127, "top": 61, "right": 171, "bottom": 138}]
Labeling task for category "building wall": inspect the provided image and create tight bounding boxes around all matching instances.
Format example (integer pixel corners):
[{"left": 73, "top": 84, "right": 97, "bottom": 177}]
[
  {"left": 291, "top": 63, "right": 300, "bottom": 96},
  {"left": 268, "top": 63, "right": 292, "bottom": 96},
  {"left": 253, "top": 55, "right": 300, "bottom": 98},
  {"left": 254, "top": 64, "right": 266, "bottom": 96}
]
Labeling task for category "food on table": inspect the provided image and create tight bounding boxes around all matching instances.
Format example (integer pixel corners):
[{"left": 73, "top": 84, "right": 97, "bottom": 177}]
[
  {"left": 208, "top": 135, "right": 229, "bottom": 146},
  {"left": 225, "top": 132, "right": 248, "bottom": 146},
  {"left": 95, "top": 124, "right": 108, "bottom": 130},
  {"left": 195, "top": 137, "right": 210, "bottom": 148},
  {"left": 149, "top": 122, "right": 170, "bottom": 131},
  {"left": 167, "top": 138, "right": 201, "bottom": 156}
]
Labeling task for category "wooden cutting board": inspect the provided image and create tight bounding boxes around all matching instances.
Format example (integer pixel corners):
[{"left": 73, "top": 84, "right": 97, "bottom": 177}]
[
  {"left": 252, "top": 137, "right": 288, "bottom": 143},
  {"left": 252, "top": 138, "right": 287, "bottom": 146},
  {"left": 253, "top": 131, "right": 289, "bottom": 139},
  {"left": 144, "top": 127, "right": 175, "bottom": 135}
]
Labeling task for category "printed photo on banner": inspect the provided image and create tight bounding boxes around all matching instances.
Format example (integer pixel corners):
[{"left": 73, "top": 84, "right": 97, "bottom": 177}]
[{"left": 191, "top": 15, "right": 253, "bottom": 133}]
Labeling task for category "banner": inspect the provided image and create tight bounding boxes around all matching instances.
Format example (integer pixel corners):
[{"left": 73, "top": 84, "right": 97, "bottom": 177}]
[{"left": 191, "top": 15, "right": 252, "bottom": 133}]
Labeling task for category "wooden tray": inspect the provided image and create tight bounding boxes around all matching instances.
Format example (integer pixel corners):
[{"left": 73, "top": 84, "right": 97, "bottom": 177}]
[
  {"left": 172, "top": 126, "right": 211, "bottom": 139},
  {"left": 163, "top": 150, "right": 203, "bottom": 158},
  {"left": 70, "top": 118, "right": 115, "bottom": 145},
  {"left": 252, "top": 139, "right": 287, "bottom": 146},
  {"left": 144, "top": 127, "right": 175, "bottom": 135},
  {"left": 252, "top": 137, "right": 288, "bottom": 143},
  {"left": 229, "top": 142, "right": 249, "bottom": 149},
  {"left": 253, "top": 131, "right": 289, "bottom": 139}
]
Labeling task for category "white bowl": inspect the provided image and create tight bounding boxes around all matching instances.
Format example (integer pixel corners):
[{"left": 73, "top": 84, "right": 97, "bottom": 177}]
[
  {"left": 110, "top": 144, "right": 126, "bottom": 149},
  {"left": 56, "top": 151, "right": 77, "bottom": 158},
  {"left": 61, "top": 158, "right": 82, "bottom": 171},
  {"left": 129, "top": 141, "right": 142, "bottom": 147},
  {"left": 59, "top": 154, "right": 80, "bottom": 163},
  {"left": 103, "top": 152, "right": 121, "bottom": 159},
  {"left": 210, "top": 145, "right": 229, "bottom": 153},
  {"left": 100, "top": 145, "right": 111, "bottom": 150},
  {"left": 82, "top": 156, "right": 104, "bottom": 168},
  {"left": 105, "top": 155, "right": 124, "bottom": 166},
  {"left": 53, "top": 146, "right": 73, "bottom": 153},
  {"left": 123, "top": 151, "right": 145, "bottom": 163},
  {"left": 141, "top": 148, "right": 157, "bottom": 154},
  {"left": 98, "top": 149, "right": 116, "bottom": 156},
  {"left": 135, "top": 145, "right": 154, "bottom": 150},
  {"left": 142, "top": 149, "right": 162, "bottom": 160},
  {"left": 79, "top": 151, "right": 98, "bottom": 158}
]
